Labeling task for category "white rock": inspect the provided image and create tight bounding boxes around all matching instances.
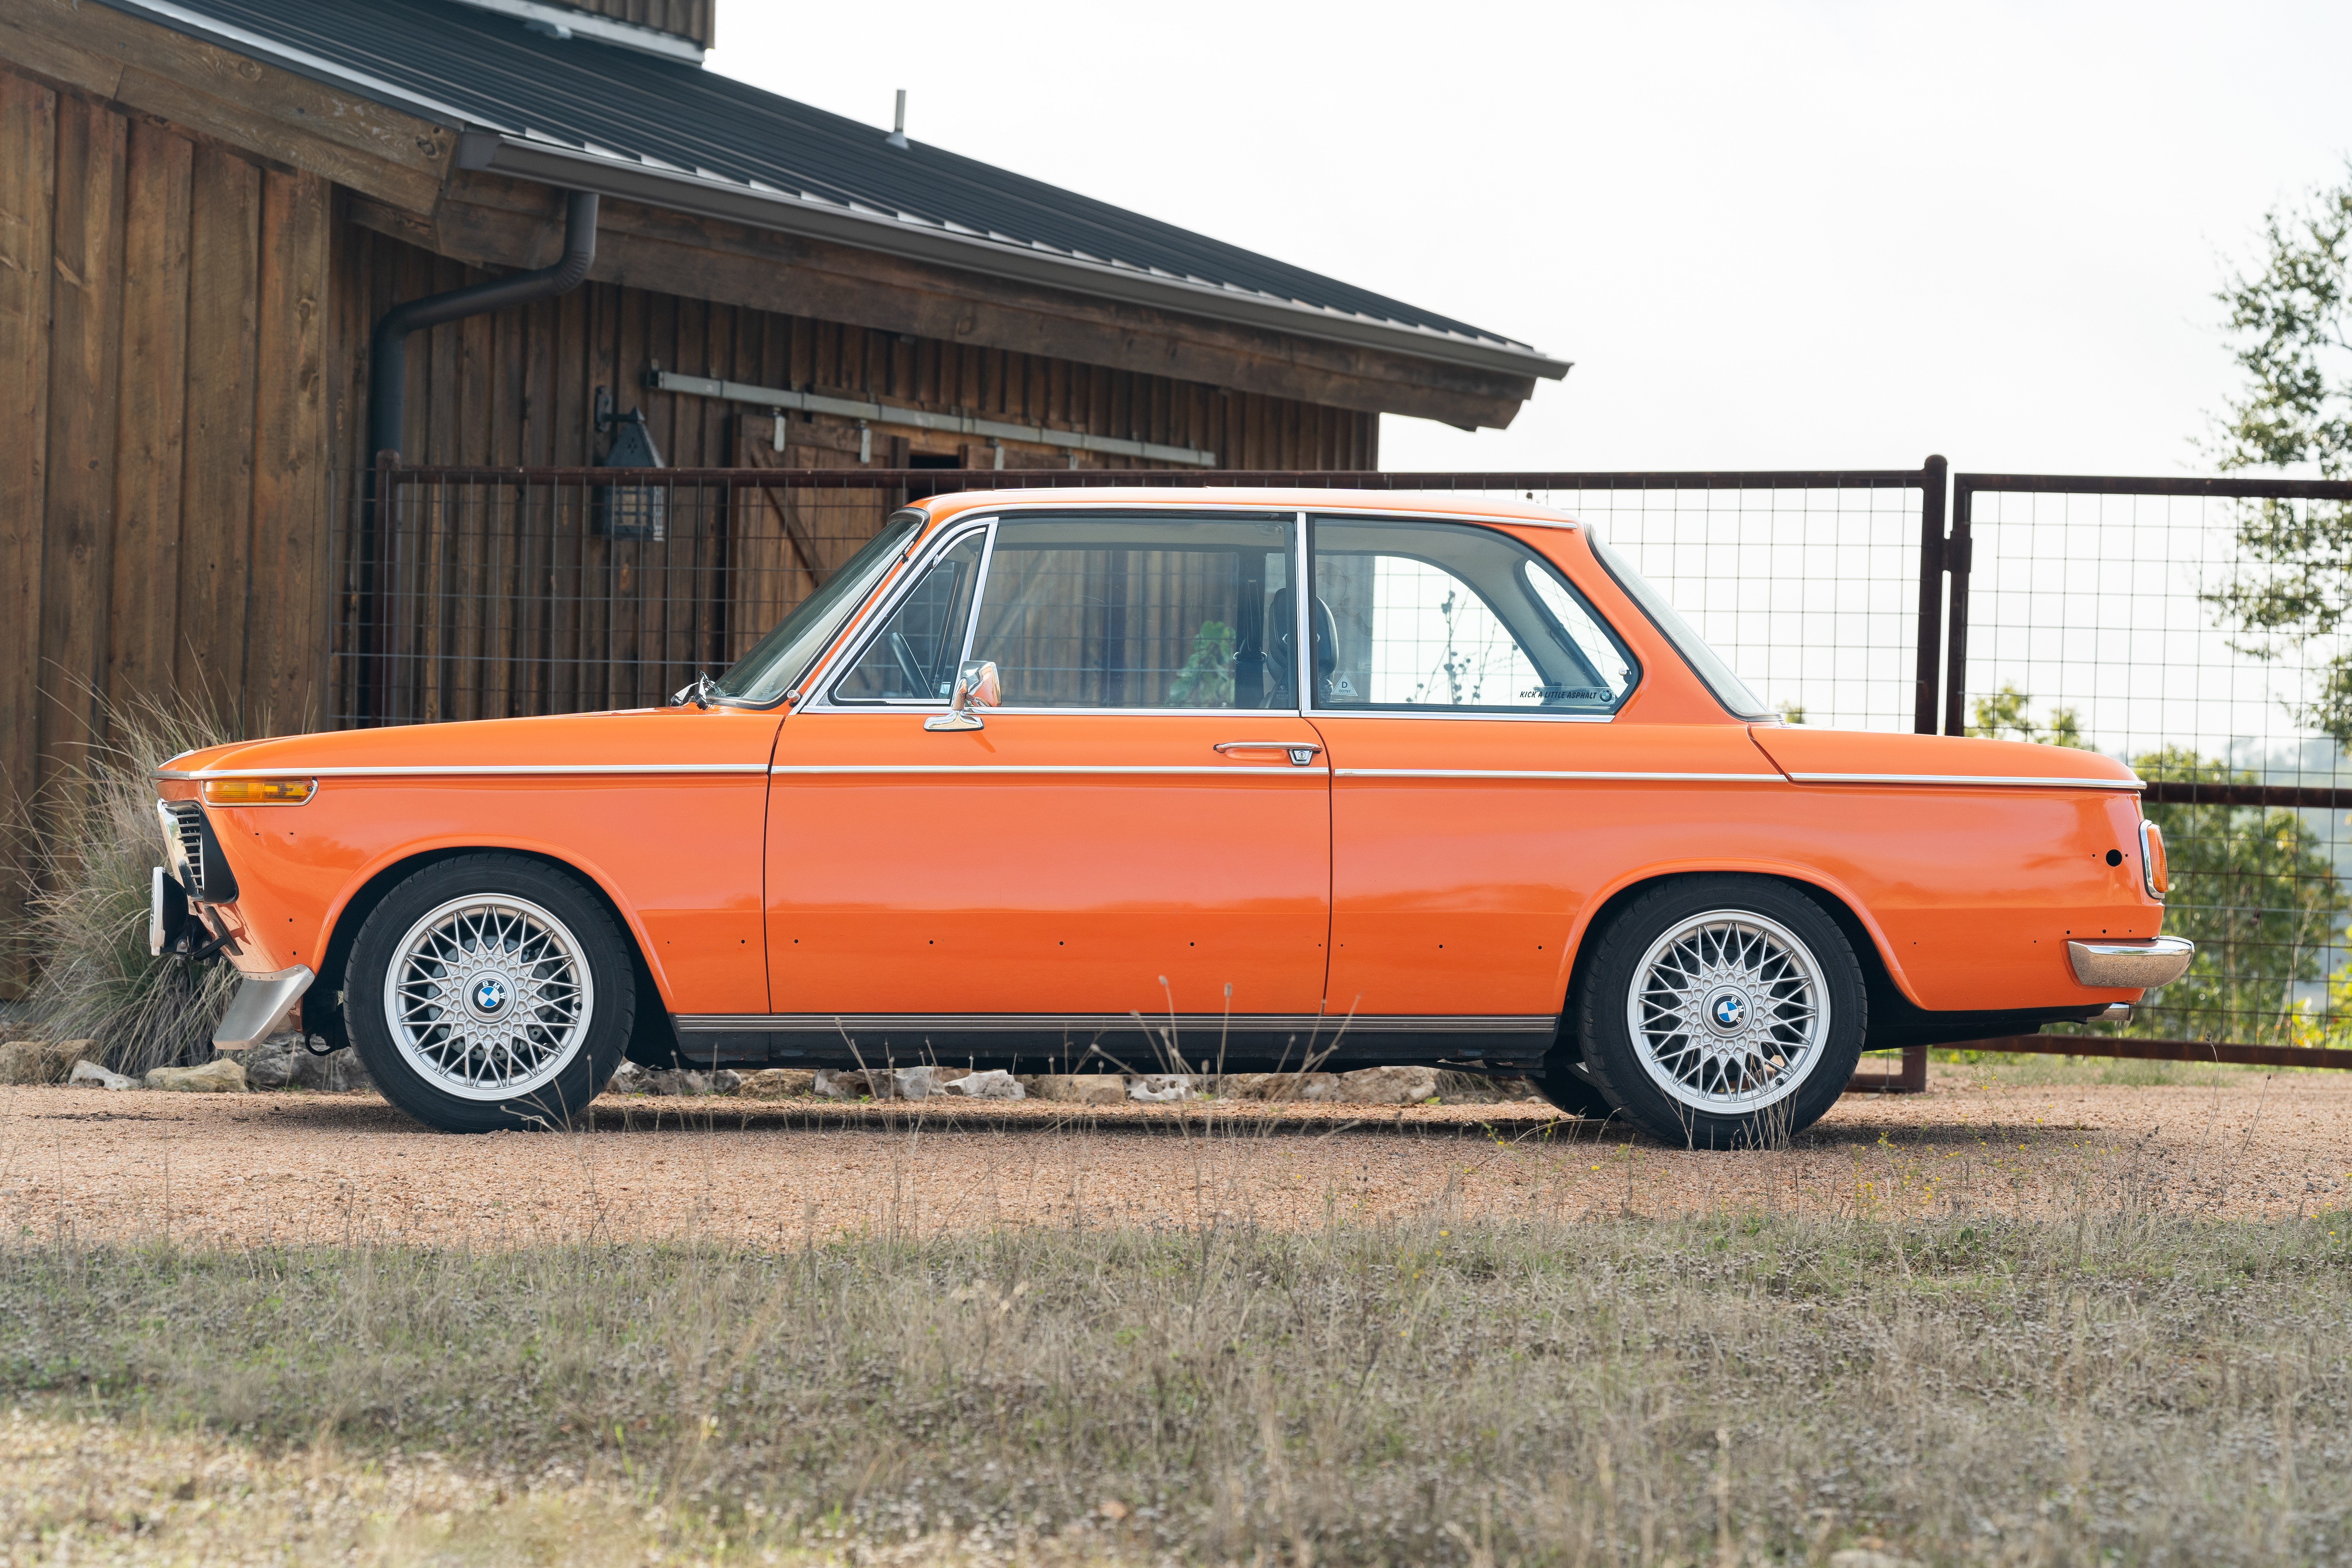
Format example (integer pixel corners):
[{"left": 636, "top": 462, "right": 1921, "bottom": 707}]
[
  {"left": 1127, "top": 1074, "right": 1193, "bottom": 1102},
  {"left": 68, "top": 1059, "right": 137, "bottom": 1091},
  {"left": 1220, "top": 1071, "right": 1340, "bottom": 1101},
  {"left": 1333, "top": 1065, "right": 1439, "bottom": 1105},
  {"left": 893, "top": 1066, "right": 942, "bottom": 1099},
  {"left": 1027, "top": 1074, "right": 1126, "bottom": 1105},
  {"left": 814, "top": 1067, "right": 895, "bottom": 1100},
  {"left": 606, "top": 1060, "right": 649, "bottom": 1095},
  {"left": 944, "top": 1069, "right": 1024, "bottom": 1100}
]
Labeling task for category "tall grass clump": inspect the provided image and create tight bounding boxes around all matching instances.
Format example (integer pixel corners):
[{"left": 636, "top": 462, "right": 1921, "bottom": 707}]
[{"left": 8, "top": 693, "right": 241, "bottom": 1073}]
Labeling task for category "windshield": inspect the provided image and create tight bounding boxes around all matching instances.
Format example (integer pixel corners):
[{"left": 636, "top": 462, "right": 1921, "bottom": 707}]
[
  {"left": 1588, "top": 535, "right": 1771, "bottom": 719},
  {"left": 714, "top": 511, "right": 926, "bottom": 703}
]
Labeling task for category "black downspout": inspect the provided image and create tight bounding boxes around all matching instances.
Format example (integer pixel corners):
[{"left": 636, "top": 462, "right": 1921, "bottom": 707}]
[
  {"left": 358, "top": 189, "right": 598, "bottom": 721},
  {"left": 366, "top": 188, "right": 599, "bottom": 463}
]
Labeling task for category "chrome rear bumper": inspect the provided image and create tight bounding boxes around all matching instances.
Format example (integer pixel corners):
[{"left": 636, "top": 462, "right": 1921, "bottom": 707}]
[{"left": 2067, "top": 937, "right": 2193, "bottom": 990}]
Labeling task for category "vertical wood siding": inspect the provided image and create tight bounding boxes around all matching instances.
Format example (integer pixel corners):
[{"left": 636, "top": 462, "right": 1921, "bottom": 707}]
[
  {"left": 328, "top": 224, "right": 1379, "bottom": 475},
  {"left": 322, "top": 224, "right": 1376, "bottom": 730},
  {"left": 0, "top": 71, "right": 330, "bottom": 994}
]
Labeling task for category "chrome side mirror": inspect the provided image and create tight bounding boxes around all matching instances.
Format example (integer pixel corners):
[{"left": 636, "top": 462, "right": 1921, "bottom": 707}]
[{"left": 924, "top": 659, "right": 1002, "bottom": 731}]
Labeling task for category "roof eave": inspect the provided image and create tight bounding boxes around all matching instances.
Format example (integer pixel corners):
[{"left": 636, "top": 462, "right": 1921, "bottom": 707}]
[{"left": 459, "top": 132, "right": 1573, "bottom": 385}]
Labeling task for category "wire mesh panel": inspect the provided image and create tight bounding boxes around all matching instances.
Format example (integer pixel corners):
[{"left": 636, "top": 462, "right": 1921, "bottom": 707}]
[
  {"left": 332, "top": 464, "right": 1946, "bottom": 733},
  {"left": 1500, "top": 479, "right": 1934, "bottom": 731},
  {"left": 331, "top": 469, "right": 910, "bottom": 726},
  {"left": 1953, "top": 475, "right": 2352, "bottom": 1050}
]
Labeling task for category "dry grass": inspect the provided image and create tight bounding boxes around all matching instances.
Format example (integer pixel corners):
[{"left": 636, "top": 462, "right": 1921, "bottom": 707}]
[
  {"left": 2, "top": 1198, "right": 2348, "bottom": 1566},
  {"left": 6, "top": 694, "right": 241, "bottom": 1076}
]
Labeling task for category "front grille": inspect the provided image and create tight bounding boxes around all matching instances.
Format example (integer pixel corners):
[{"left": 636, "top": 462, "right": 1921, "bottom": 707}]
[{"left": 162, "top": 801, "right": 235, "bottom": 903}]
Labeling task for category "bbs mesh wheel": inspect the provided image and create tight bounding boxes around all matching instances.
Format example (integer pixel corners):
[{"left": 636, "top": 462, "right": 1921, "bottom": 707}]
[
  {"left": 1574, "top": 876, "right": 1864, "bottom": 1148},
  {"left": 347, "top": 855, "right": 634, "bottom": 1132}
]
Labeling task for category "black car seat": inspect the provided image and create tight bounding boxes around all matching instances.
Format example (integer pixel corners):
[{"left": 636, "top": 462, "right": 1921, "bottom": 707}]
[{"left": 1267, "top": 588, "right": 1341, "bottom": 706}]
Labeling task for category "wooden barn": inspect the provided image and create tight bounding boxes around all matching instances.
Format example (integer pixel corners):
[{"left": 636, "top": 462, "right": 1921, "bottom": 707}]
[{"left": 0, "top": 0, "right": 1566, "bottom": 984}]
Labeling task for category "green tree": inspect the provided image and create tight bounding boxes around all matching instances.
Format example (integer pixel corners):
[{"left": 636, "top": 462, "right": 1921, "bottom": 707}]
[
  {"left": 2129, "top": 748, "right": 2347, "bottom": 1043},
  {"left": 1969, "top": 688, "right": 2346, "bottom": 1043},
  {"left": 2202, "top": 168, "right": 2352, "bottom": 743},
  {"left": 1968, "top": 683, "right": 2084, "bottom": 748}
]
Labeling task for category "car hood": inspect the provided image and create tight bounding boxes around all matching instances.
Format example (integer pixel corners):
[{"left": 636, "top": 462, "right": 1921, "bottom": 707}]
[
  {"left": 1746, "top": 725, "right": 2141, "bottom": 787},
  {"left": 154, "top": 709, "right": 753, "bottom": 777}
]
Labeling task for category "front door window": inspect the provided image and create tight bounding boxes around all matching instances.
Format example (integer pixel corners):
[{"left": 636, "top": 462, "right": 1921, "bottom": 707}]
[{"left": 967, "top": 517, "right": 1296, "bottom": 708}]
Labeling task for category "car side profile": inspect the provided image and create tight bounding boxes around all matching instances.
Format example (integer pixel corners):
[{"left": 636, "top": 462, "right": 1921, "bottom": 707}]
[{"left": 152, "top": 489, "right": 2189, "bottom": 1146}]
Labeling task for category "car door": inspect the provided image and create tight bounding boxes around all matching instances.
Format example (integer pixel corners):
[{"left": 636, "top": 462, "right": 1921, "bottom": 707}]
[
  {"left": 763, "top": 509, "right": 1330, "bottom": 1035},
  {"left": 1309, "top": 513, "right": 1689, "bottom": 1020}
]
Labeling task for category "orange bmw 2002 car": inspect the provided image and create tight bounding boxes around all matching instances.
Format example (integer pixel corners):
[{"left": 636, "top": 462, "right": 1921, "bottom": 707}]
[{"left": 152, "top": 490, "right": 2189, "bottom": 1145}]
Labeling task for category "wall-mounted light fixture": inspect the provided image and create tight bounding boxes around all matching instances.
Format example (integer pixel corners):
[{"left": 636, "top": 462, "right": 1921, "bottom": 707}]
[{"left": 594, "top": 385, "right": 667, "bottom": 540}]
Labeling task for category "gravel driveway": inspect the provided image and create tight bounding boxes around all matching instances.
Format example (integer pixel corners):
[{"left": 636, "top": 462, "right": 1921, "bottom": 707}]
[{"left": 4, "top": 1066, "right": 2346, "bottom": 1246}]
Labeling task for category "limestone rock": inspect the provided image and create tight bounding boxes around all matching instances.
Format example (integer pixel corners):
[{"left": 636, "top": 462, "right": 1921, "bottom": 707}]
[
  {"left": 606, "top": 1060, "right": 649, "bottom": 1096},
  {"left": 893, "top": 1066, "right": 944, "bottom": 1099},
  {"left": 239, "top": 1034, "right": 298, "bottom": 1089},
  {"left": 1220, "top": 1071, "right": 1340, "bottom": 1101},
  {"left": 736, "top": 1068, "right": 816, "bottom": 1099},
  {"left": 68, "top": 1059, "right": 138, "bottom": 1091},
  {"left": 0, "top": 1037, "right": 87, "bottom": 1085},
  {"left": 1127, "top": 1074, "right": 1194, "bottom": 1102},
  {"left": 813, "top": 1067, "right": 898, "bottom": 1099},
  {"left": 145, "top": 1057, "right": 247, "bottom": 1093},
  {"left": 640, "top": 1067, "right": 740, "bottom": 1096},
  {"left": 1334, "top": 1065, "right": 1439, "bottom": 1105},
  {"left": 290, "top": 1044, "right": 371, "bottom": 1093},
  {"left": 1027, "top": 1074, "right": 1127, "bottom": 1106},
  {"left": 944, "top": 1069, "right": 1024, "bottom": 1100}
]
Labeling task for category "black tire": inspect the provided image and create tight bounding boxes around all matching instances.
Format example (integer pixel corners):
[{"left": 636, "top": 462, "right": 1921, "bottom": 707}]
[
  {"left": 1573, "top": 876, "right": 1864, "bottom": 1149},
  {"left": 346, "top": 854, "right": 635, "bottom": 1133},
  {"left": 1531, "top": 1054, "right": 1620, "bottom": 1120}
]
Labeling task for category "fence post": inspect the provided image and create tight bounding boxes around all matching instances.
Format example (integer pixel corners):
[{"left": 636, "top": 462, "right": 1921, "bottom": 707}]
[
  {"left": 1941, "top": 477, "right": 1974, "bottom": 736},
  {"left": 1913, "top": 454, "right": 1948, "bottom": 735}
]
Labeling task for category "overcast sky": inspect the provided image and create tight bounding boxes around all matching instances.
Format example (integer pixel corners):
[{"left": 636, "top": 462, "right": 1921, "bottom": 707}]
[{"left": 708, "top": 2, "right": 2348, "bottom": 476}]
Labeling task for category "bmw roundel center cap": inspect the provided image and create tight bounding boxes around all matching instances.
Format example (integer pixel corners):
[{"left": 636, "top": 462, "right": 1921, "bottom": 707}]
[
  {"left": 1704, "top": 987, "right": 1749, "bottom": 1033},
  {"left": 472, "top": 975, "right": 510, "bottom": 1015}
]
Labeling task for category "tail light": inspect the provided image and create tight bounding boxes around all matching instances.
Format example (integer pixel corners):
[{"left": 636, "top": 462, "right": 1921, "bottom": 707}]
[{"left": 2139, "top": 818, "right": 2168, "bottom": 899}]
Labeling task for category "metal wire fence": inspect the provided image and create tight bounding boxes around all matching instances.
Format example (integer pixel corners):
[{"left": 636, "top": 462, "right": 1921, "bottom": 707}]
[
  {"left": 326, "top": 458, "right": 2352, "bottom": 1067},
  {"left": 1949, "top": 473, "right": 2352, "bottom": 1054},
  {"left": 331, "top": 462, "right": 1946, "bottom": 732}
]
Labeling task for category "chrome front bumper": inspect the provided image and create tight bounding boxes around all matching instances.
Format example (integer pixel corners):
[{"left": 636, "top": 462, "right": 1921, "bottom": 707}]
[
  {"left": 213, "top": 965, "right": 316, "bottom": 1049},
  {"left": 2067, "top": 937, "right": 2193, "bottom": 990}
]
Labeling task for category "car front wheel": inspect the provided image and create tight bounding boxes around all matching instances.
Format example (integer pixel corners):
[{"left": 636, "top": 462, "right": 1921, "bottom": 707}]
[
  {"left": 1573, "top": 876, "right": 1864, "bottom": 1149},
  {"left": 347, "top": 854, "right": 634, "bottom": 1133}
]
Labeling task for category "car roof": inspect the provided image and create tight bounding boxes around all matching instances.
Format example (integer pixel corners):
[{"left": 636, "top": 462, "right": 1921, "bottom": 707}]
[{"left": 916, "top": 488, "right": 1582, "bottom": 530}]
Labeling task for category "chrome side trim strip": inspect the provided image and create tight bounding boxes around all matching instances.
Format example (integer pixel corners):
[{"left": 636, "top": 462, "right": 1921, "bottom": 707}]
[
  {"left": 1788, "top": 771, "right": 2145, "bottom": 791},
  {"left": 1333, "top": 768, "right": 1783, "bottom": 783},
  {"left": 676, "top": 1013, "right": 1555, "bottom": 1034},
  {"left": 153, "top": 764, "right": 771, "bottom": 781},
  {"left": 770, "top": 765, "right": 1318, "bottom": 777}
]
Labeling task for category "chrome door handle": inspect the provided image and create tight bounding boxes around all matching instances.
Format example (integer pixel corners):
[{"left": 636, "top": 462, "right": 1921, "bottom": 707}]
[{"left": 1213, "top": 740, "right": 1323, "bottom": 767}]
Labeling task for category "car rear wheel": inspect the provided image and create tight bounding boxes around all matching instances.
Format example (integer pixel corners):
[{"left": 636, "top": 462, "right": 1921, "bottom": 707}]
[
  {"left": 1573, "top": 876, "right": 1864, "bottom": 1149},
  {"left": 347, "top": 854, "right": 634, "bottom": 1133}
]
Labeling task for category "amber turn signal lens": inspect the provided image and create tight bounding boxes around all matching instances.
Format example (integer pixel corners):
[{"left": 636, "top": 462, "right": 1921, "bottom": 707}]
[
  {"left": 201, "top": 777, "right": 316, "bottom": 806},
  {"left": 2139, "top": 819, "right": 2168, "bottom": 898}
]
